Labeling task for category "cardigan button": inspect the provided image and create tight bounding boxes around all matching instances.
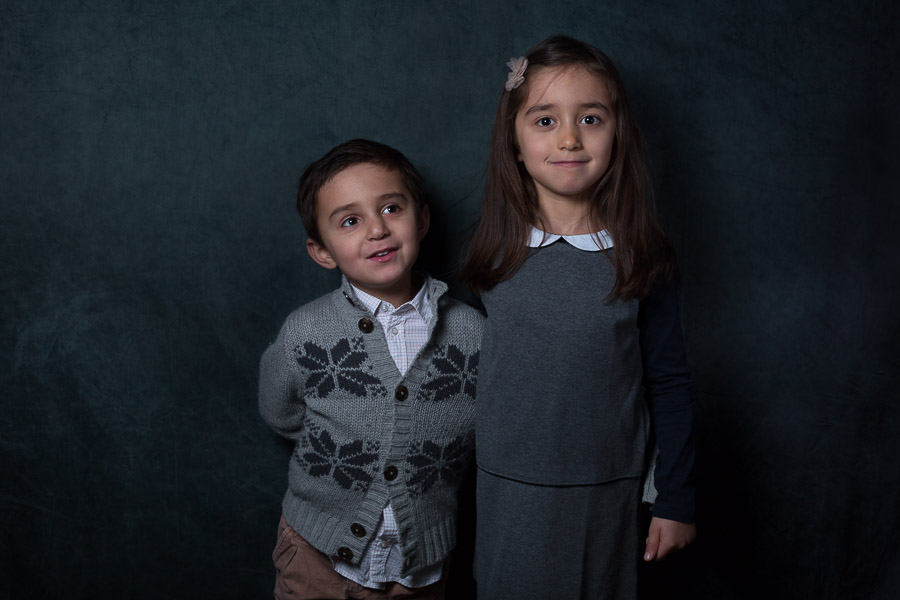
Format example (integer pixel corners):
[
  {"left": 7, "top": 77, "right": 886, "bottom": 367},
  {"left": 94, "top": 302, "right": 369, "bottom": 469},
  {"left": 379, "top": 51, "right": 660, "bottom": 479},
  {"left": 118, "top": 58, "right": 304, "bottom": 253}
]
[
  {"left": 350, "top": 523, "right": 366, "bottom": 537},
  {"left": 395, "top": 385, "right": 408, "bottom": 401},
  {"left": 337, "top": 546, "right": 353, "bottom": 560},
  {"left": 383, "top": 465, "right": 398, "bottom": 481},
  {"left": 358, "top": 318, "right": 374, "bottom": 333}
]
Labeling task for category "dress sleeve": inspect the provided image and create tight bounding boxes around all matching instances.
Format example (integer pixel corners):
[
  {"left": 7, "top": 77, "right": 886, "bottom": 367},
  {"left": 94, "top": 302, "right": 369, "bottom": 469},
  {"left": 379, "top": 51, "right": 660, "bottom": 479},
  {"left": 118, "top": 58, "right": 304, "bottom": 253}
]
[
  {"left": 258, "top": 323, "right": 307, "bottom": 441},
  {"left": 638, "top": 280, "right": 696, "bottom": 523}
]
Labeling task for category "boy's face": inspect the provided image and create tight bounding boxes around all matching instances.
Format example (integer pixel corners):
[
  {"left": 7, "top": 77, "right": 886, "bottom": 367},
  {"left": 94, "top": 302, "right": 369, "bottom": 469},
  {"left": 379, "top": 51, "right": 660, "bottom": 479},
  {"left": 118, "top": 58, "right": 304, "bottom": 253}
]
[{"left": 307, "top": 163, "right": 429, "bottom": 307}]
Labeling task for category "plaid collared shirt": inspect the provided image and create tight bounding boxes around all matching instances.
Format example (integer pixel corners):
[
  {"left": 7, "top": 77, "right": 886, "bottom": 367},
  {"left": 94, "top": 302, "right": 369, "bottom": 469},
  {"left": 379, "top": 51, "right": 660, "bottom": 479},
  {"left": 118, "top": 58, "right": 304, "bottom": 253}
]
[{"left": 332, "top": 280, "right": 443, "bottom": 589}]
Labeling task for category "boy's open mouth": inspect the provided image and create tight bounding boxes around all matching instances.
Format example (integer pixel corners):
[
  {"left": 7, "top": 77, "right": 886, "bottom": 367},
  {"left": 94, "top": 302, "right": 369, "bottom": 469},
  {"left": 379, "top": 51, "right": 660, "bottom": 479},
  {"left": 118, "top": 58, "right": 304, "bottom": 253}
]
[{"left": 368, "top": 247, "right": 398, "bottom": 261}]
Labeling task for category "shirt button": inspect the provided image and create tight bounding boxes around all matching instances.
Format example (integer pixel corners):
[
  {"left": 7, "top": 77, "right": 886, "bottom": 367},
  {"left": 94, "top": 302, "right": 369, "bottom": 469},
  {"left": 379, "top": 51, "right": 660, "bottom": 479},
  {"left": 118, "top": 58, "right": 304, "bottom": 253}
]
[
  {"left": 358, "top": 318, "right": 374, "bottom": 333},
  {"left": 337, "top": 546, "right": 353, "bottom": 560},
  {"left": 395, "top": 385, "right": 408, "bottom": 401},
  {"left": 383, "top": 465, "right": 398, "bottom": 481},
  {"left": 390, "top": 327, "right": 399, "bottom": 336},
  {"left": 350, "top": 523, "right": 366, "bottom": 537}
]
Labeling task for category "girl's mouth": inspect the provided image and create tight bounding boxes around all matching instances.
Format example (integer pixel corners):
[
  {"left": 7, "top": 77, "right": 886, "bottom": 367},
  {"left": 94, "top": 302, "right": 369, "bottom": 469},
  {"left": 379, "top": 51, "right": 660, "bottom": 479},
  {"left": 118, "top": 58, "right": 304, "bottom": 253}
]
[{"left": 552, "top": 160, "right": 588, "bottom": 167}]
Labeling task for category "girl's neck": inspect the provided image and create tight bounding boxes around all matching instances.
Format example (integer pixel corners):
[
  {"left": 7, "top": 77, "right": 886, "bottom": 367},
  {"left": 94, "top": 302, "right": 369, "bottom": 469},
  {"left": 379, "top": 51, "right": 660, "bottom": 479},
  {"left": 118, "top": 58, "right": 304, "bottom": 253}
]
[{"left": 536, "top": 197, "right": 603, "bottom": 235}]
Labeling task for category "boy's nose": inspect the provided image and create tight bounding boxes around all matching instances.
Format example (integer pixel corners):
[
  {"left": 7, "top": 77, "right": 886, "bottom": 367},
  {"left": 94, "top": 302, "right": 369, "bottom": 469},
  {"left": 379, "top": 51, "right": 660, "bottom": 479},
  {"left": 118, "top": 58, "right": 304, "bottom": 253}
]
[{"left": 367, "top": 216, "right": 389, "bottom": 239}]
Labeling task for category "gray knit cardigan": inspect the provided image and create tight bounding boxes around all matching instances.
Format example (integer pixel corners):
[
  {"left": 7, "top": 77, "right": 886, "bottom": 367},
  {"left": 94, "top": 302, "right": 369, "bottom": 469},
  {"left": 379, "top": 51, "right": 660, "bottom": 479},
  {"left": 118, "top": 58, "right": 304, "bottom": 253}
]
[{"left": 259, "top": 276, "right": 483, "bottom": 576}]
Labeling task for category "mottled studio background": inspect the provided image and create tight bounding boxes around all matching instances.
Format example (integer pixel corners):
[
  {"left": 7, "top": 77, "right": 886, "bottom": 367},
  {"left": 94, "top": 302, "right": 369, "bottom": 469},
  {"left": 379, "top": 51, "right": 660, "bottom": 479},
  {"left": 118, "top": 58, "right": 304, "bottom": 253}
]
[{"left": 2, "top": 1, "right": 899, "bottom": 598}]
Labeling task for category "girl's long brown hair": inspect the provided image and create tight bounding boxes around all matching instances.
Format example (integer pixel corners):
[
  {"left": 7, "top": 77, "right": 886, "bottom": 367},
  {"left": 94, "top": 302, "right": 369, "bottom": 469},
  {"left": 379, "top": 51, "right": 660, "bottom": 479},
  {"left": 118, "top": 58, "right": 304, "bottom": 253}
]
[{"left": 461, "top": 35, "right": 676, "bottom": 301}]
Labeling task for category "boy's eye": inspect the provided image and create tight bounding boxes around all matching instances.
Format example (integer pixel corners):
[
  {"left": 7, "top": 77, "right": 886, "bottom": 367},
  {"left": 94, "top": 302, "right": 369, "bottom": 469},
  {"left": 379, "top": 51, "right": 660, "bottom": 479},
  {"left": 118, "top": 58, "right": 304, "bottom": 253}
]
[
  {"left": 581, "top": 115, "right": 599, "bottom": 125},
  {"left": 537, "top": 117, "right": 555, "bottom": 127},
  {"left": 340, "top": 216, "right": 359, "bottom": 227}
]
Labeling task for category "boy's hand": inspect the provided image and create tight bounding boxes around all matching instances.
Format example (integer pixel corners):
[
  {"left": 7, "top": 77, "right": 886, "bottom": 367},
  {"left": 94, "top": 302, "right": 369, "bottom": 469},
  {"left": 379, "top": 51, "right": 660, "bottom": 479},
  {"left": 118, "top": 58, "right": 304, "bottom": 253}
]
[{"left": 643, "top": 516, "right": 696, "bottom": 561}]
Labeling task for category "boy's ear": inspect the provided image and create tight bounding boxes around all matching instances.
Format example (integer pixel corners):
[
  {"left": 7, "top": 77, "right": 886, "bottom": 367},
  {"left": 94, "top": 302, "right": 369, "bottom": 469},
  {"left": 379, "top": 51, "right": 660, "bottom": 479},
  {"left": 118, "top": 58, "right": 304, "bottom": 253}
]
[
  {"left": 417, "top": 204, "right": 430, "bottom": 241},
  {"left": 306, "top": 238, "right": 338, "bottom": 270}
]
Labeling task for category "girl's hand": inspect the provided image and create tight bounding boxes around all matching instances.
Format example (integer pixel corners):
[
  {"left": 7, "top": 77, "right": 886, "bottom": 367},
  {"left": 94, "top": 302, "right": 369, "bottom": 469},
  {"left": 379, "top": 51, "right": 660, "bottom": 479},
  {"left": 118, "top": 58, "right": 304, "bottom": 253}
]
[{"left": 643, "top": 516, "right": 696, "bottom": 561}]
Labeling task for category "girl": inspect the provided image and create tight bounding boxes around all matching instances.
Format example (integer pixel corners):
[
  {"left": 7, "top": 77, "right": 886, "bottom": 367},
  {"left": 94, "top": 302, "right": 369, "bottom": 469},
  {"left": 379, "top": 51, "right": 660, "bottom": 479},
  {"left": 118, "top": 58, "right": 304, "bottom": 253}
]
[{"left": 461, "top": 36, "right": 696, "bottom": 599}]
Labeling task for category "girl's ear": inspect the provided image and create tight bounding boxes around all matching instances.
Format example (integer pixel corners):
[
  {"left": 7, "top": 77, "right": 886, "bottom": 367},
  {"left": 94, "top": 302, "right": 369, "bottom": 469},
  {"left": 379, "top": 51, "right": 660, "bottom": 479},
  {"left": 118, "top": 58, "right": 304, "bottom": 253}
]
[
  {"left": 417, "top": 204, "right": 431, "bottom": 240},
  {"left": 306, "top": 238, "right": 338, "bottom": 270}
]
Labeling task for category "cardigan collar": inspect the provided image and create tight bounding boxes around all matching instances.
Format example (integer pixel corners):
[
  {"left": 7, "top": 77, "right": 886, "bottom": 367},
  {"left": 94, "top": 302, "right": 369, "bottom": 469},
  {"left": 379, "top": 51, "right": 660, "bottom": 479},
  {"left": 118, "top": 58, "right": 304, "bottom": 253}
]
[
  {"left": 339, "top": 273, "right": 447, "bottom": 322},
  {"left": 350, "top": 277, "right": 432, "bottom": 324}
]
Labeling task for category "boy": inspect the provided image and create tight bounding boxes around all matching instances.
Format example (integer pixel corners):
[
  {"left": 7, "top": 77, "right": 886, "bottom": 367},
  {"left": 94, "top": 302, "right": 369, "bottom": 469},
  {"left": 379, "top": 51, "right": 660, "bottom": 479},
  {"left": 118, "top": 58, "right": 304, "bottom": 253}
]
[{"left": 259, "top": 139, "right": 483, "bottom": 599}]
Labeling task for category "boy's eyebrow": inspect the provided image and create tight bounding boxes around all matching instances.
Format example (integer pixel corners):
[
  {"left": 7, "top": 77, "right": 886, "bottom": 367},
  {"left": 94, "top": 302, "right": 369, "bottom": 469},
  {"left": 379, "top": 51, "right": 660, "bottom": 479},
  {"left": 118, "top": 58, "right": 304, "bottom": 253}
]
[
  {"left": 326, "top": 193, "right": 408, "bottom": 220},
  {"left": 523, "top": 102, "right": 611, "bottom": 116},
  {"left": 377, "top": 192, "right": 407, "bottom": 202}
]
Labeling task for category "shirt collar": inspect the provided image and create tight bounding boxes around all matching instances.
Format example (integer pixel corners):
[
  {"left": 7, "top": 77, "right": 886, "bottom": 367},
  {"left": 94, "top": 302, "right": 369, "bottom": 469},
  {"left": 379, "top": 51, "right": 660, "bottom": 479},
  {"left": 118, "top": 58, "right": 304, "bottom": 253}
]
[
  {"left": 526, "top": 226, "right": 614, "bottom": 251},
  {"left": 350, "top": 275, "right": 432, "bottom": 321}
]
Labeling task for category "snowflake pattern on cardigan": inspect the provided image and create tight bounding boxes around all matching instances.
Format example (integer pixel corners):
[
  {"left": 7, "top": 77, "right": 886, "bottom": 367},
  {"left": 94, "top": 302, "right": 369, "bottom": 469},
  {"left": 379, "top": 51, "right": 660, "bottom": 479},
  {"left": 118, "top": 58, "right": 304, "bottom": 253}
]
[
  {"left": 296, "top": 421, "right": 381, "bottom": 492},
  {"left": 294, "top": 337, "right": 383, "bottom": 399},
  {"left": 405, "top": 434, "right": 474, "bottom": 498},
  {"left": 419, "top": 345, "right": 479, "bottom": 402}
]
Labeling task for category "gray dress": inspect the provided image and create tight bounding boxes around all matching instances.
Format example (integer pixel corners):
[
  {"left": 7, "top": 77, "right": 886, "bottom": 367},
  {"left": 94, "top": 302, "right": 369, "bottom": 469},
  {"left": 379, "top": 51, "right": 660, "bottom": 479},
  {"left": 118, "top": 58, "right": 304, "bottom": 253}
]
[{"left": 475, "top": 240, "right": 648, "bottom": 599}]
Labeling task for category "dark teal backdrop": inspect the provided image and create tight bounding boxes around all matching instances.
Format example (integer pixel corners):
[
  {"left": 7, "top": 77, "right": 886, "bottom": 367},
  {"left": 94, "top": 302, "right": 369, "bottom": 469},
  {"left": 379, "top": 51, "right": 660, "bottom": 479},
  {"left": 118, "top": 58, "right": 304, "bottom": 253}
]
[{"left": 2, "top": 1, "right": 898, "bottom": 598}]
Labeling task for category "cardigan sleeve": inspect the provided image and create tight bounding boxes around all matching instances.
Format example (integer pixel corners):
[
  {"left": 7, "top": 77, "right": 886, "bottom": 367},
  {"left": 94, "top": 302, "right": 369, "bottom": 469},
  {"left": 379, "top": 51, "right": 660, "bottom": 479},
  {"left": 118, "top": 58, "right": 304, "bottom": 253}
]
[
  {"left": 638, "top": 280, "right": 696, "bottom": 523},
  {"left": 258, "top": 321, "right": 307, "bottom": 441}
]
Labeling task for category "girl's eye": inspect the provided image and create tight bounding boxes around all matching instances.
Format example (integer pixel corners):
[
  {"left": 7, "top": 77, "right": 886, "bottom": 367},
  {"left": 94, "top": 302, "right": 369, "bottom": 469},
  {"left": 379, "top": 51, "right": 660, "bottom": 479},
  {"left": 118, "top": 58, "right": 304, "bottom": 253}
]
[
  {"left": 581, "top": 115, "right": 599, "bottom": 125},
  {"left": 340, "top": 216, "right": 359, "bottom": 227},
  {"left": 537, "top": 117, "right": 555, "bottom": 127},
  {"left": 382, "top": 204, "right": 400, "bottom": 215}
]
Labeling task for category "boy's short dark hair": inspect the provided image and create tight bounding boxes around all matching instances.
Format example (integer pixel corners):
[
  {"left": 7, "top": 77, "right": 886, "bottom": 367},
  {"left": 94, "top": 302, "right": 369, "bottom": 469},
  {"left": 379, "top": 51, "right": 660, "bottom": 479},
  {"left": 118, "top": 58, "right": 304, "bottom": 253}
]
[{"left": 297, "top": 139, "right": 425, "bottom": 244}]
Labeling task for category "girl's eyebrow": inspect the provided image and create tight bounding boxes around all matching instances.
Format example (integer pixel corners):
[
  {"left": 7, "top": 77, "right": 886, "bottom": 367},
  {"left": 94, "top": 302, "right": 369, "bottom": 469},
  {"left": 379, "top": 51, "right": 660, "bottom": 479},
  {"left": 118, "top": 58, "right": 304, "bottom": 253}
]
[
  {"left": 523, "top": 102, "right": 611, "bottom": 116},
  {"left": 523, "top": 103, "right": 554, "bottom": 116}
]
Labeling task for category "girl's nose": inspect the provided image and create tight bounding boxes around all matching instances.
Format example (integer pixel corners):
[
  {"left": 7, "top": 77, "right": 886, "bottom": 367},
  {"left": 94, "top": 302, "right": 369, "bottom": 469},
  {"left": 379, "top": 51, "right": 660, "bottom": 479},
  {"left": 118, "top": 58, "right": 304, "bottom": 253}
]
[{"left": 559, "top": 123, "right": 582, "bottom": 150}]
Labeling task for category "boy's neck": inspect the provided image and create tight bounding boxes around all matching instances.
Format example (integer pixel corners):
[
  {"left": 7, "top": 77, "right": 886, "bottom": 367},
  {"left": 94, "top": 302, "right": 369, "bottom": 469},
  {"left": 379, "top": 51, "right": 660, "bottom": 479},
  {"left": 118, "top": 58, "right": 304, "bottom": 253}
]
[{"left": 351, "top": 272, "right": 424, "bottom": 309}]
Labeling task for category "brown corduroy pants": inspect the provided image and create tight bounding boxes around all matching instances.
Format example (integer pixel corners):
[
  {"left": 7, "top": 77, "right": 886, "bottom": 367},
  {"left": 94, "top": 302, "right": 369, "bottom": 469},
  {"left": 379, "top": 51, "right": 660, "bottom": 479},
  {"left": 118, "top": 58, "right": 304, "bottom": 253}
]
[{"left": 272, "top": 515, "right": 448, "bottom": 600}]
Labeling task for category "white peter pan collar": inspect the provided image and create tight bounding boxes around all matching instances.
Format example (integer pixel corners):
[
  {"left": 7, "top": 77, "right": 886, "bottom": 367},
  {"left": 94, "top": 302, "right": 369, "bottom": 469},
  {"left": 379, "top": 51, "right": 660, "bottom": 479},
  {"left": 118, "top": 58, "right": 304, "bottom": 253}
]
[{"left": 526, "top": 226, "right": 614, "bottom": 251}]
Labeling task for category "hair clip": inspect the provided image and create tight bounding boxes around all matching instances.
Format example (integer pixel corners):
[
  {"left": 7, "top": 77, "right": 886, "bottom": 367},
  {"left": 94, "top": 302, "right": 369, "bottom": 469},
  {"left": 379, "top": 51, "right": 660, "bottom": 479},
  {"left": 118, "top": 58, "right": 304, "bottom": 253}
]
[{"left": 505, "top": 56, "right": 528, "bottom": 91}]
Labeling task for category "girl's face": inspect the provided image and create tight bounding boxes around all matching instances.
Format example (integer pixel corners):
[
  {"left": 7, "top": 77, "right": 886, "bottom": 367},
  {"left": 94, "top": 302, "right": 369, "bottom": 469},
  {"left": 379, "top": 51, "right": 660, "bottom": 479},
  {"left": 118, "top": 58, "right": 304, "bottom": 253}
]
[{"left": 514, "top": 66, "right": 616, "bottom": 209}]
